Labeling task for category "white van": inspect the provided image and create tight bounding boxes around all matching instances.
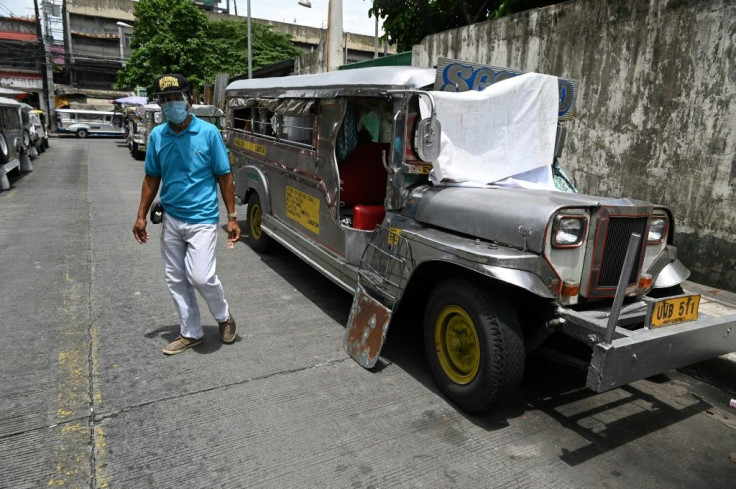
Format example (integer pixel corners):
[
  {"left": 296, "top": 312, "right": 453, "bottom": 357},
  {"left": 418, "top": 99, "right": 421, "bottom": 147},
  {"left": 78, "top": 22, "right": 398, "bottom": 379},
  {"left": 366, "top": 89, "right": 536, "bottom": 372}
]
[{"left": 56, "top": 109, "right": 125, "bottom": 138}]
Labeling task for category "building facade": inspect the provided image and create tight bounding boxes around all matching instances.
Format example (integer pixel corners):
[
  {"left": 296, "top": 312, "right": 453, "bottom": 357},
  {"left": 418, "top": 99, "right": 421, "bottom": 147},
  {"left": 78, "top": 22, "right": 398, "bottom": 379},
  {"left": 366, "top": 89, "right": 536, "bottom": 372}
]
[{"left": 0, "top": 16, "right": 43, "bottom": 100}]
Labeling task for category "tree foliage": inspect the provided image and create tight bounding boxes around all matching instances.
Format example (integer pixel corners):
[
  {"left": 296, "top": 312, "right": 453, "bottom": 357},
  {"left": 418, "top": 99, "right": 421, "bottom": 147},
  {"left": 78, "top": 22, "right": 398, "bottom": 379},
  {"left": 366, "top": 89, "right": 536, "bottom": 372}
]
[
  {"left": 116, "top": 0, "right": 301, "bottom": 94},
  {"left": 367, "top": 0, "right": 565, "bottom": 52},
  {"left": 205, "top": 20, "right": 301, "bottom": 81}
]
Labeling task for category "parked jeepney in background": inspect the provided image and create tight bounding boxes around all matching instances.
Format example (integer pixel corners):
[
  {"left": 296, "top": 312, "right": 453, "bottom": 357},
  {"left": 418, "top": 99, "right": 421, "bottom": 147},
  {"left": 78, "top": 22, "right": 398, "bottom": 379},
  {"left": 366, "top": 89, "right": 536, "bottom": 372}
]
[
  {"left": 223, "top": 60, "right": 736, "bottom": 413},
  {"left": 29, "top": 109, "right": 49, "bottom": 152},
  {"left": 191, "top": 104, "right": 224, "bottom": 130},
  {"left": 122, "top": 105, "right": 137, "bottom": 147},
  {"left": 0, "top": 96, "right": 32, "bottom": 191},
  {"left": 127, "top": 104, "right": 222, "bottom": 160},
  {"left": 19, "top": 104, "right": 39, "bottom": 159},
  {"left": 56, "top": 108, "right": 125, "bottom": 138},
  {"left": 129, "top": 103, "right": 162, "bottom": 160}
]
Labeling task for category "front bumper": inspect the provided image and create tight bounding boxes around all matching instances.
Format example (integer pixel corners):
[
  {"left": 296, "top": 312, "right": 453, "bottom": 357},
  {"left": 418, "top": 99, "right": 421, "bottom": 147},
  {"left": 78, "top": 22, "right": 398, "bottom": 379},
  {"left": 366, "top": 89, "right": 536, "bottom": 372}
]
[{"left": 557, "top": 298, "right": 736, "bottom": 392}]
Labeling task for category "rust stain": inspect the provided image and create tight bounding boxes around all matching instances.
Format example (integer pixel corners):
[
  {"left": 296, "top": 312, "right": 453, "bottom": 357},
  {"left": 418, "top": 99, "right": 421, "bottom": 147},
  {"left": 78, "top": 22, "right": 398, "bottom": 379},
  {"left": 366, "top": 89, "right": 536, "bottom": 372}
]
[{"left": 345, "top": 292, "right": 391, "bottom": 367}]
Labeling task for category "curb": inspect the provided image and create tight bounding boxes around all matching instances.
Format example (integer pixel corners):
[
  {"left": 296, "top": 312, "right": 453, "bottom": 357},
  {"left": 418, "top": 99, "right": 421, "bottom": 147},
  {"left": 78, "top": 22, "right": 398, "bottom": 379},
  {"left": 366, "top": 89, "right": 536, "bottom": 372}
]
[{"left": 681, "top": 280, "right": 736, "bottom": 396}]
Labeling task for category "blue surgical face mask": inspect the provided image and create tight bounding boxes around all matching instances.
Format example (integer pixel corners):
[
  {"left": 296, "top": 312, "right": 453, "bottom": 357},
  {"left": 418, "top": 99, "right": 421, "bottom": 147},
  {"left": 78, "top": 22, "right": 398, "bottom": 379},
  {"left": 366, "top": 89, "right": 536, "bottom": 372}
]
[{"left": 162, "top": 101, "right": 189, "bottom": 124}]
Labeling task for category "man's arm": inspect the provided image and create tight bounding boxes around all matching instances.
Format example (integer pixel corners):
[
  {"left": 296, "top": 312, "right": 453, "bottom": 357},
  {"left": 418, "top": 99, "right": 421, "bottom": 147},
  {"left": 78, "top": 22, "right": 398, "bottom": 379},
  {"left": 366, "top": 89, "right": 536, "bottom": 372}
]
[
  {"left": 132, "top": 174, "right": 161, "bottom": 244},
  {"left": 218, "top": 172, "right": 241, "bottom": 244}
]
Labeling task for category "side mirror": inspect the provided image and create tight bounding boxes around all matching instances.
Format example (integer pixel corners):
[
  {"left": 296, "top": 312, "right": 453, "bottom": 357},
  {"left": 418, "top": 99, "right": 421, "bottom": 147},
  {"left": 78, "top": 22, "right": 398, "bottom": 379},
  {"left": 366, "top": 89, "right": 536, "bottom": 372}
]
[{"left": 416, "top": 117, "right": 441, "bottom": 162}]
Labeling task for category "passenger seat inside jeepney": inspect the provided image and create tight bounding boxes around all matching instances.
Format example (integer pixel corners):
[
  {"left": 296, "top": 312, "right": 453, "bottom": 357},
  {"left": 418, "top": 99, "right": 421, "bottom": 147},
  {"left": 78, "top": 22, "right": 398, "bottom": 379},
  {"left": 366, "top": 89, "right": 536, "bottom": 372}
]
[{"left": 336, "top": 100, "right": 392, "bottom": 231}]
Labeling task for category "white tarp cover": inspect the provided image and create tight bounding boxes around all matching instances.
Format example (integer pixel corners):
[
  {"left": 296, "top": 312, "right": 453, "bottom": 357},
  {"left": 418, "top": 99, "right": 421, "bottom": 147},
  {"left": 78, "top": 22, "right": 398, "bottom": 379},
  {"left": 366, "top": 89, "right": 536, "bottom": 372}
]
[{"left": 428, "top": 72, "right": 559, "bottom": 188}]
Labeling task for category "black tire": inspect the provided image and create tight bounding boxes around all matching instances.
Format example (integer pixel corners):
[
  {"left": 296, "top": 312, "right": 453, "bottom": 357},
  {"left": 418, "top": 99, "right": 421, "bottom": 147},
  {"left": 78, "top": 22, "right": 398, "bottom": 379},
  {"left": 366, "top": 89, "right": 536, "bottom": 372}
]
[
  {"left": 0, "top": 134, "right": 8, "bottom": 165},
  {"left": 245, "top": 192, "right": 272, "bottom": 253},
  {"left": 77, "top": 129, "right": 88, "bottom": 138},
  {"left": 424, "top": 279, "right": 525, "bottom": 414},
  {"left": 132, "top": 142, "right": 145, "bottom": 160}
]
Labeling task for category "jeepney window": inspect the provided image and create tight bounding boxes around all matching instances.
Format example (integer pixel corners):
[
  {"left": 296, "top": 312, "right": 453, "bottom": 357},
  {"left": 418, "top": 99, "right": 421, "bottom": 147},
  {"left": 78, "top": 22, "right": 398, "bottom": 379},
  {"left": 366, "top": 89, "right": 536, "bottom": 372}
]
[
  {"left": 276, "top": 115, "right": 315, "bottom": 146},
  {"left": 232, "top": 107, "right": 252, "bottom": 132},
  {"left": 336, "top": 97, "right": 393, "bottom": 162},
  {"left": 0, "top": 107, "right": 21, "bottom": 130},
  {"left": 230, "top": 98, "right": 315, "bottom": 148},
  {"left": 254, "top": 108, "right": 275, "bottom": 136}
]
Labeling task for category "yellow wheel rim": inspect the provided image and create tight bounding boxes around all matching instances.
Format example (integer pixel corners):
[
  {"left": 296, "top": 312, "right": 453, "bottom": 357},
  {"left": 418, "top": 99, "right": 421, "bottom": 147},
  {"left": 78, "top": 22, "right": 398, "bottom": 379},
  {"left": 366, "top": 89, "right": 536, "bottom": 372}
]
[
  {"left": 434, "top": 305, "right": 481, "bottom": 385},
  {"left": 249, "top": 201, "right": 262, "bottom": 240}
]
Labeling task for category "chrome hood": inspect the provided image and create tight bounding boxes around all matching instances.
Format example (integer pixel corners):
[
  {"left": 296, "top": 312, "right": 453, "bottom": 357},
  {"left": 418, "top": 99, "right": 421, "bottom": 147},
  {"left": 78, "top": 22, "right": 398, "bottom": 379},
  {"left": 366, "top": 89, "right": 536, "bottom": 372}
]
[{"left": 405, "top": 186, "right": 652, "bottom": 254}]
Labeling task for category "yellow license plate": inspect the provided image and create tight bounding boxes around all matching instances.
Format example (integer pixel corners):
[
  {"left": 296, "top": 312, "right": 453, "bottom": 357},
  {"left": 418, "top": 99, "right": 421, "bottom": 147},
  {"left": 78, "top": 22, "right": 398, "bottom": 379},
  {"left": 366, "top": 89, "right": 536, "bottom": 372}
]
[{"left": 649, "top": 294, "right": 700, "bottom": 328}]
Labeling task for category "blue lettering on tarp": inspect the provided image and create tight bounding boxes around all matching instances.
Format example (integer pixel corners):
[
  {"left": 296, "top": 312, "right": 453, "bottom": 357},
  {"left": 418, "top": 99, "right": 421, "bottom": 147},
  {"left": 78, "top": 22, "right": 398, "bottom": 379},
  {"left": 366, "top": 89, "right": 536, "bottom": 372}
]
[{"left": 436, "top": 57, "right": 578, "bottom": 121}]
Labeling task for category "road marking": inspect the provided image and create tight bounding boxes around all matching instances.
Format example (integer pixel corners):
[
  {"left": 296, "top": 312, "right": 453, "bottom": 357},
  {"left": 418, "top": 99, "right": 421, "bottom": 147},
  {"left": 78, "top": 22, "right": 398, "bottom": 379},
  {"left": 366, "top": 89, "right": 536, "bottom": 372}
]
[{"left": 49, "top": 148, "right": 109, "bottom": 487}]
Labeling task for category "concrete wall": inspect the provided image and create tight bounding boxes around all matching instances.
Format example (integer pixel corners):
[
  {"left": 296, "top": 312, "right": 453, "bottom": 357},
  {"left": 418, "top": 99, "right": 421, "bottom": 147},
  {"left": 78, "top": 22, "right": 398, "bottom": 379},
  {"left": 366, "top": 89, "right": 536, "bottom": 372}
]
[
  {"left": 413, "top": 0, "right": 736, "bottom": 291},
  {"left": 66, "top": 0, "right": 135, "bottom": 21}
]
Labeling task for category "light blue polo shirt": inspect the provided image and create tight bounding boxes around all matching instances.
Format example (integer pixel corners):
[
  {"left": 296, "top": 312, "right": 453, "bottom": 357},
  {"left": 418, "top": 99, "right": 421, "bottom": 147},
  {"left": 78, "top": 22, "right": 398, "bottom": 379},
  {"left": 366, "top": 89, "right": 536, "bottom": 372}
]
[{"left": 144, "top": 114, "right": 231, "bottom": 224}]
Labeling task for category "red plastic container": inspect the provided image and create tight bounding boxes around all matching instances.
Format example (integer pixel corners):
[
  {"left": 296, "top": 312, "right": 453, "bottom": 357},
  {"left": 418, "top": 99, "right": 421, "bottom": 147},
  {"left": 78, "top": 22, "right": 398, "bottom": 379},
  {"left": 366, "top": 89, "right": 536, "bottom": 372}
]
[{"left": 353, "top": 205, "right": 385, "bottom": 230}]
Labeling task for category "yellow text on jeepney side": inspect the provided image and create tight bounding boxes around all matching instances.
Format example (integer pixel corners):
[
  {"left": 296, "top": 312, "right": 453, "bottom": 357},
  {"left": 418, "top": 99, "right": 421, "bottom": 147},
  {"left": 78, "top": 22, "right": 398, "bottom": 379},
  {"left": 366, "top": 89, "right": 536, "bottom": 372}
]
[
  {"left": 286, "top": 186, "right": 320, "bottom": 234},
  {"left": 388, "top": 228, "right": 402, "bottom": 245},
  {"left": 234, "top": 138, "right": 266, "bottom": 156}
]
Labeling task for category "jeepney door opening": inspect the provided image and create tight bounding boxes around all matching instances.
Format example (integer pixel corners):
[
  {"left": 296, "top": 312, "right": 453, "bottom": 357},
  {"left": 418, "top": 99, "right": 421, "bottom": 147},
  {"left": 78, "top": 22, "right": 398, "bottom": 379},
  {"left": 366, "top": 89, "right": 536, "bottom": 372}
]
[{"left": 335, "top": 97, "right": 394, "bottom": 231}]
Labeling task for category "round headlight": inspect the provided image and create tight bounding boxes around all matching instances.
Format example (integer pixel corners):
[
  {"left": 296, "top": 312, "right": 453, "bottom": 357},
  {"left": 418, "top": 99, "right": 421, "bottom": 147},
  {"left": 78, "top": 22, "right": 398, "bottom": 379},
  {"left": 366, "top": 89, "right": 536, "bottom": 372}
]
[
  {"left": 648, "top": 217, "right": 668, "bottom": 244},
  {"left": 553, "top": 215, "right": 587, "bottom": 248}
]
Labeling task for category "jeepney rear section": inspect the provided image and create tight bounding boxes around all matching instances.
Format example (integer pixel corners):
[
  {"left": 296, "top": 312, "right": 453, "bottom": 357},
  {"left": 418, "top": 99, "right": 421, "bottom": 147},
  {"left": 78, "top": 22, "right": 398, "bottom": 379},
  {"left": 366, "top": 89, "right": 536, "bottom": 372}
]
[{"left": 370, "top": 182, "right": 736, "bottom": 395}]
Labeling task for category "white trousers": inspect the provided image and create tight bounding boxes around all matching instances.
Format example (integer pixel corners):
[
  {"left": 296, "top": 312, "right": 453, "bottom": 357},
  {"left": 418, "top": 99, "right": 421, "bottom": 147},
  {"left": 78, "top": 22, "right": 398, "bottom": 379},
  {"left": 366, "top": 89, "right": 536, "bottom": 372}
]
[{"left": 160, "top": 214, "right": 229, "bottom": 339}]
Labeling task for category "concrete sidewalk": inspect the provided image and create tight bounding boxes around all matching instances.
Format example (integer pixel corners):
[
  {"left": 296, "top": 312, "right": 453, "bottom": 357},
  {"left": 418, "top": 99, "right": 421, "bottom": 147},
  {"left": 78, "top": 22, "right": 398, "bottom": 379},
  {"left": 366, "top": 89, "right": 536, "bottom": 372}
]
[{"left": 681, "top": 280, "right": 736, "bottom": 396}]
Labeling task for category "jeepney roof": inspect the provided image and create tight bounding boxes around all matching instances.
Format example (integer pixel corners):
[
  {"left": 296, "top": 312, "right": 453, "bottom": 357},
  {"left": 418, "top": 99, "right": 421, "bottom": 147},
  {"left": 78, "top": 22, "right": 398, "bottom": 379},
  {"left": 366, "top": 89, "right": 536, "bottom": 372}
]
[
  {"left": 192, "top": 104, "right": 223, "bottom": 117},
  {"left": 143, "top": 103, "right": 160, "bottom": 111},
  {"left": 225, "top": 66, "right": 436, "bottom": 97},
  {"left": 0, "top": 96, "right": 21, "bottom": 107}
]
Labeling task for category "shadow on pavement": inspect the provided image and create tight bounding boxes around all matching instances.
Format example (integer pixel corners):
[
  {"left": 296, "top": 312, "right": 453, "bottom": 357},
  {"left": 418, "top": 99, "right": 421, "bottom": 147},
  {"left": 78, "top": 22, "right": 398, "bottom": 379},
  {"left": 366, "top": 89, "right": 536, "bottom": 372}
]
[{"left": 229, "top": 230, "right": 719, "bottom": 465}]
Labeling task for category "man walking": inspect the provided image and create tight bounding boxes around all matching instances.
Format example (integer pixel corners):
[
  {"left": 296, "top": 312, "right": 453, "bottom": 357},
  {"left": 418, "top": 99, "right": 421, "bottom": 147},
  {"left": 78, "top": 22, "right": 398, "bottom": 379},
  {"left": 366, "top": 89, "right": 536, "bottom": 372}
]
[{"left": 133, "top": 73, "right": 240, "bottom": 355}]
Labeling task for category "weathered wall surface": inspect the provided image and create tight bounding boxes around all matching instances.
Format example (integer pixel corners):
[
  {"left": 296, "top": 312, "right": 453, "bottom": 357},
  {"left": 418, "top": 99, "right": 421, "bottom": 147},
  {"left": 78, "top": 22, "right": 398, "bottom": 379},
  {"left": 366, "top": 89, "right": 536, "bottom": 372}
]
[
  {"left": 66, "top": 0, "right": 135, "bottom": 21},
  {"left": 413, "top": 0, "right": 736, "bottom": 291}
]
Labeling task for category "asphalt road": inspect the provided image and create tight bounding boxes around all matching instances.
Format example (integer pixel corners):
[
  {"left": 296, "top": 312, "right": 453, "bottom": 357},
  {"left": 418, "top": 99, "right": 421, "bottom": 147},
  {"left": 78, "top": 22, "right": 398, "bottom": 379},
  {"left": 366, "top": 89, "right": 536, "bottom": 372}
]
[{"left": 1, "top": 137, "right": 735, "bottom": 489}]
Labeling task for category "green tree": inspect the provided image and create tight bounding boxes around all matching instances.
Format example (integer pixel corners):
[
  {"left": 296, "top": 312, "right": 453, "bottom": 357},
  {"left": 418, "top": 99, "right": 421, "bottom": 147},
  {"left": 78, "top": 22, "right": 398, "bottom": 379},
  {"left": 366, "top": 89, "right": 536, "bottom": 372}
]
[
  {"left": 116, "top": 0, "right": 301, "bottom": 95},
  {"left": 367, "top": 0, "right": 565, "bottom": 52},
  {"left": 116, "top": 0, "right": 210, "bottom": 94},
  {"left": 204, "top": 20, "right": 301, "bottom": 82}
]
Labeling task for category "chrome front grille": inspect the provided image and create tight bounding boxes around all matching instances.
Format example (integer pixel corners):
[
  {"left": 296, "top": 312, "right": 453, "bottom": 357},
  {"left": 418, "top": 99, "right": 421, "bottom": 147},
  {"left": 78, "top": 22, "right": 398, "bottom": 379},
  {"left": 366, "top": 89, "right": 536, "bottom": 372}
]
[
  {"left": 598, "top": 216, "right": 648, "bottom": 287},
  {"left": 584, "top": 206, "right": 651, "bottom": 299}
]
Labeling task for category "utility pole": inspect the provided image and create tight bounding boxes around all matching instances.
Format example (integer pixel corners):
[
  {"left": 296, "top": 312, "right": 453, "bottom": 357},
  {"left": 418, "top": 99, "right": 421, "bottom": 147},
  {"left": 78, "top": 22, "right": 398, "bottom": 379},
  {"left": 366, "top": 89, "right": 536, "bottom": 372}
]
[
  {"left": 35, "top": 0, "right": 57, "bottom": 131},
  {"left": 325, "top": 0, "right": 343, "bottom": 72}
]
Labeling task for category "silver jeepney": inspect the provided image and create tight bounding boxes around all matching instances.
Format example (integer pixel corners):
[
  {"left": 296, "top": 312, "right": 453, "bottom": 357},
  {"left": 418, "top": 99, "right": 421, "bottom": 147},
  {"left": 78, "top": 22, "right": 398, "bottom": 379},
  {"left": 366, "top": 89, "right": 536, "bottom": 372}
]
[
  {"left": 130, "top": 103, "right": 162, "bottom": 160},
  {"left": 224, "top": 64, "right": 736, "bottom": 414},
  {"left": 0, "top": 96, "right": 33, "bottom": 191},
  {"left": 129, "top": 104, "right": 223, "bottom": 160}
]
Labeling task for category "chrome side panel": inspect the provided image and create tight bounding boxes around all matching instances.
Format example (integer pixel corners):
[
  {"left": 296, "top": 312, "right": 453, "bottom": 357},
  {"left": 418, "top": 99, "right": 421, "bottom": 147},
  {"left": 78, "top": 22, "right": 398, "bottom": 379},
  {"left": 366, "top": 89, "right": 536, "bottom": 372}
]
[
  {"left": 362, "top": 216, "right": 557, "bottom": 307},
  {"left": 262, "top": 213, "right": 359, "bottom": 294},
  {"left": 239, "top": 165, "right": 270, "bottom": 213}
]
